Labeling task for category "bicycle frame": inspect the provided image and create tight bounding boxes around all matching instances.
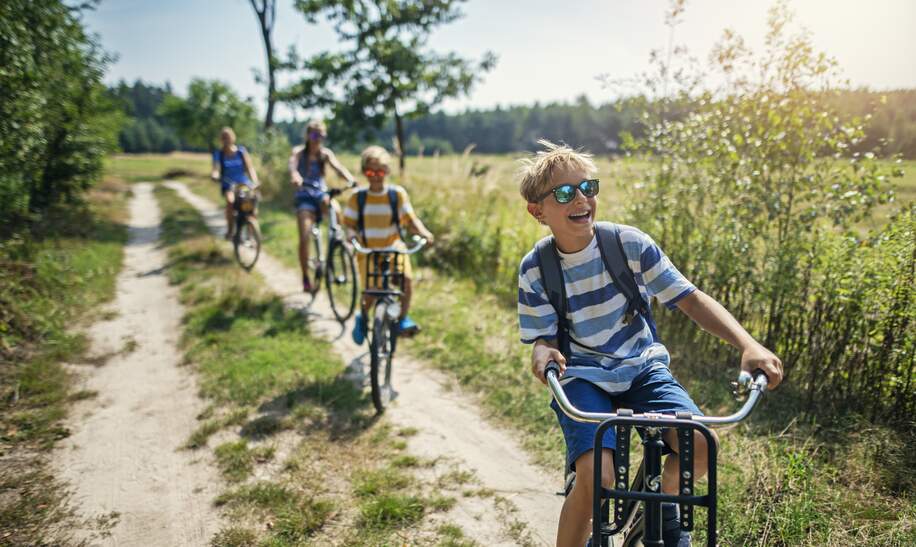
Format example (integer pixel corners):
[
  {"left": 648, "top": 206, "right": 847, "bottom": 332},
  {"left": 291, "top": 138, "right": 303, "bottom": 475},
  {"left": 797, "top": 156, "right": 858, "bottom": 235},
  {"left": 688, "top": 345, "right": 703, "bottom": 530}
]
[{"left": 545, "top": 363, "right": 768, "bottom": 546}]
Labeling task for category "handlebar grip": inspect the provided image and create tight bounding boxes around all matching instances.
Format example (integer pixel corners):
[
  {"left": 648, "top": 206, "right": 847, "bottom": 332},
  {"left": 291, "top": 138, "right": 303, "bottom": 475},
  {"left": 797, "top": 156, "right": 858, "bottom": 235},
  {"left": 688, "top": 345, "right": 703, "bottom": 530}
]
[
  {"left": 328, "top": 187, "right": 343, "bottom": 197},
  {"left": 738, "top": 369, "right": 770, "bottom": 390},
  {"left": 544, "top": 360, "right": 562, "bottom": 379}
]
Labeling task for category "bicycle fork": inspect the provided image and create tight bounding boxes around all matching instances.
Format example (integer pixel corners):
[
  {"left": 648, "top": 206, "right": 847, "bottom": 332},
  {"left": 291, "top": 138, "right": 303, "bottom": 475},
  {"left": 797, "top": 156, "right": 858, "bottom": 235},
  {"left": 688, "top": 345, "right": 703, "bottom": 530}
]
[{"left": 593, "top": 413, "right": 718, "bottom": 547}]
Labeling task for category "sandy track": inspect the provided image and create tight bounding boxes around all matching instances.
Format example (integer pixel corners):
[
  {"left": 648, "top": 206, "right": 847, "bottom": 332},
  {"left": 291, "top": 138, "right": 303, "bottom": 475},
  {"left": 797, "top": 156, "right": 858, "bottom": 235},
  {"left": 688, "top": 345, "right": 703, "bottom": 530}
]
[
  {"left": 166, "top": 181, "right": 562, "bottom": 545},
  {"left": 54, "top": 183, "right": 222, "bottom": 546}
]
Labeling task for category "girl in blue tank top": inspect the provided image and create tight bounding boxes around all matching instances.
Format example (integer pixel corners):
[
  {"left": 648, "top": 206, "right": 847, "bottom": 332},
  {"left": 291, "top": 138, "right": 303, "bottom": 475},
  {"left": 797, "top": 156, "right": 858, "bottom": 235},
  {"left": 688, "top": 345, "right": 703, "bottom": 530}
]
[
  {"left": 287, "top": 119, "right": 357, "bottom": 292},
  {"left": 210, "top": 127, "right": 259, "bottom": 240}
]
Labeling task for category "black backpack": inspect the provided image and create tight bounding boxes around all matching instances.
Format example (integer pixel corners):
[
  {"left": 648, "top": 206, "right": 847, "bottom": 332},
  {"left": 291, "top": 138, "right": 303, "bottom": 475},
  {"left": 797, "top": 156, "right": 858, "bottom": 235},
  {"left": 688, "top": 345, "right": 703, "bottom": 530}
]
[
  {"left": 536, "top": 222, "right": 657, "bottom": 358},
  {"left": 356, "top": 187, "right": 401, "bottom": 243}
]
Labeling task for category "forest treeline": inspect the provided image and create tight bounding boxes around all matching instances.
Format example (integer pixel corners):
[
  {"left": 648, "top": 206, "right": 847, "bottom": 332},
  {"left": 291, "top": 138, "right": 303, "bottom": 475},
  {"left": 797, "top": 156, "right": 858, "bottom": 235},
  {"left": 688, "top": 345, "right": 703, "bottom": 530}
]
[{"left": 112, "top": 79, "right": 916, "bottom": 158}]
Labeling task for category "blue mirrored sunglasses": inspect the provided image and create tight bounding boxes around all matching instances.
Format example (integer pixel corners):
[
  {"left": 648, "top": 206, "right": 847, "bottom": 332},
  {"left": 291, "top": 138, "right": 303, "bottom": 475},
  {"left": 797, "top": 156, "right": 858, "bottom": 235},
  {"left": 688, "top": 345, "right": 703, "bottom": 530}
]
[{"left": 538, "top": 179, "right": 600, "bottom": 204}]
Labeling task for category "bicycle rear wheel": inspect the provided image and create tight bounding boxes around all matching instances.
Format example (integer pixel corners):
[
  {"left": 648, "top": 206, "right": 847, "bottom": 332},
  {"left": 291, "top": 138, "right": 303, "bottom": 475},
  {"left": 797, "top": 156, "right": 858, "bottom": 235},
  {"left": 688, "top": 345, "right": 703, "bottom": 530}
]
[
  {"left": 325, "top": 240, "right": 358, "bottom": 322},
  {"left": 369, "top": 303, "right": 396, "bottom": 413},
  {"left": 233, "top": 218, "right": 261, "bottom": 271},
  {"left": 306, "top": 227, "right": 323, "bottom": 295}
]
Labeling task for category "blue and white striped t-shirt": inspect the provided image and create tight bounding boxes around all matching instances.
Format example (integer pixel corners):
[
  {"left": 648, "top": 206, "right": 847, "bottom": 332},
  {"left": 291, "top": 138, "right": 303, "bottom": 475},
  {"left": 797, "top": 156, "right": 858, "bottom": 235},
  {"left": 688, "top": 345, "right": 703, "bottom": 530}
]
[{"left": 518, "top": 224, "right": 696, "bottom": 393}]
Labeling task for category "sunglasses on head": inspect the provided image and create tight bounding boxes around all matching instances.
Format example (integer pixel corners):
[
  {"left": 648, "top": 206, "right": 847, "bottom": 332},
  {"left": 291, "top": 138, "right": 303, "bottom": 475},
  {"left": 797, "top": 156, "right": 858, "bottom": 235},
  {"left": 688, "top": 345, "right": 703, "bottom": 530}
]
[
  {"left": 364, "top": 168, "right": 386, "bottom": 178},
  {"left": 538, "top": 179, "right": 600, "bottom": 204}
]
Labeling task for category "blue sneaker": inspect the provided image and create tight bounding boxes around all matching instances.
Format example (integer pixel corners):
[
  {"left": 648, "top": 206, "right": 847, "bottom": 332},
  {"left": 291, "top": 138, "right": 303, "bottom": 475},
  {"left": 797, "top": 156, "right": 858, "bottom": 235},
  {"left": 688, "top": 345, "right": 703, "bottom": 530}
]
[
  {"left": 396, "top": 316, "right": 420, "bottom": 337},
  {"left": 352, "top": 313, "right": 367, "bottom": 345}
]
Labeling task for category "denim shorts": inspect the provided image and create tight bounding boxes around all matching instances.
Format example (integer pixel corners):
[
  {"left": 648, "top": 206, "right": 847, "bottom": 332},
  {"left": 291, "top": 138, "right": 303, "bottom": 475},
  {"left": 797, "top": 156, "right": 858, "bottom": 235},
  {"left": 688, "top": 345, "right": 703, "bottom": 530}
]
[
  {"left": 550, "top": 365, "right": 702, "bottom": 473},
  {"left": 294, "top": 188, "right": 327, "bottom": 220},
  {"left": 221, "top": 179, "right": 254, "bottom": 194}
]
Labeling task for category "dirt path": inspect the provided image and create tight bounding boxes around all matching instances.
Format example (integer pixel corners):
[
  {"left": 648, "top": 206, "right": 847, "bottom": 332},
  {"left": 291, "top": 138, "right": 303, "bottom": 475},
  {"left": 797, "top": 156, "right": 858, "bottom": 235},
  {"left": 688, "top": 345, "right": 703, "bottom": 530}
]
[
  {"left": 53, "top": 183, "right": 222, "bottom": 545},
  {"left": 166, "top": 181, "right": 562, "bottom": 545}
]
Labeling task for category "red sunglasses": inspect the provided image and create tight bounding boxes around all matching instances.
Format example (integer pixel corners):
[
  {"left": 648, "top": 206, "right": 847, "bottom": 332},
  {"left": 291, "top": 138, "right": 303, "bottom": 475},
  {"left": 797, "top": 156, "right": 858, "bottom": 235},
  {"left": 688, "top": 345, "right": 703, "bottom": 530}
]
[{"left": 364, "top": 168, "right": 386, "bottom": 178}]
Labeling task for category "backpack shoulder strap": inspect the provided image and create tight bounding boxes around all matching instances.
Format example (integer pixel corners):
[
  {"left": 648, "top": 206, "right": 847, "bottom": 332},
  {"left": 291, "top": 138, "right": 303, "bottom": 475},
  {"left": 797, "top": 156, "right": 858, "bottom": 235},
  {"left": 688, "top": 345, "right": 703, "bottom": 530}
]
[
  {"left": 535, "top": 236, "right": 570, "bottom": 357},
  {"left": 356, "top": 188, "right": 368, "bottom": 242},
  {"left": 388, "top": 187, "right": 401, "bottom": 224},
  {"left": 595, "top": 222, "right": 658, "bottom": 339}
]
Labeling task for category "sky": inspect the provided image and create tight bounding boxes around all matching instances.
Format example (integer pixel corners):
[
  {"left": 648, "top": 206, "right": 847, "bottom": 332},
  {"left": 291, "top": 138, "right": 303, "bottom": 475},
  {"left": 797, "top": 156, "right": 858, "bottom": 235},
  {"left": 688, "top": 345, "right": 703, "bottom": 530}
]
[{"left": 83, "top": 0, "right": 916, "bottom": 121}]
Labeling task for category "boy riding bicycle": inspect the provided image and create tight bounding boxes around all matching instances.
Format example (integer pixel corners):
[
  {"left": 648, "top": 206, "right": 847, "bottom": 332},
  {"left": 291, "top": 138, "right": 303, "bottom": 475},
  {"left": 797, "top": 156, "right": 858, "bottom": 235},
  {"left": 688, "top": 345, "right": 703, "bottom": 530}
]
[
  {"left": 516, "top": 140, "right": 783, "bottom": 547},
  {"left": 342, "top": 145, "right": 434, "bottom": 343}
]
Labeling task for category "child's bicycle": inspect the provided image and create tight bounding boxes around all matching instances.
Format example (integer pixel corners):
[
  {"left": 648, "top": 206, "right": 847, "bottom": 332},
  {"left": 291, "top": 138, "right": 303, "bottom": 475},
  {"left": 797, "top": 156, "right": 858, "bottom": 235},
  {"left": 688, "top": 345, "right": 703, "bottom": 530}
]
[
  {"left": 230, "top": 183, "right": 261, "bottom": 271},
  {"left": 545, "top": 362, "right": 769, "bottom": 547},
  {"left": 305, "top": 187, "right": 359, "bottom": 322},
  {"left": 350, "top": 236, "right": 427, "bottom": 413}
]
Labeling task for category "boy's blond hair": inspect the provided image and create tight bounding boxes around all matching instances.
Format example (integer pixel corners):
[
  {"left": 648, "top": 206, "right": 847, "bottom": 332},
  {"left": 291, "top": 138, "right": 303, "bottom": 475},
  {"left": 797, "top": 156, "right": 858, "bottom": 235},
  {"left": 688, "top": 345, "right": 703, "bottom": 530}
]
[
  {"left": 361, "top": 145, "right": 392, "bottom": 172},
  {"left": 517, "top": 139, "right": 597, "bottom": 202}
]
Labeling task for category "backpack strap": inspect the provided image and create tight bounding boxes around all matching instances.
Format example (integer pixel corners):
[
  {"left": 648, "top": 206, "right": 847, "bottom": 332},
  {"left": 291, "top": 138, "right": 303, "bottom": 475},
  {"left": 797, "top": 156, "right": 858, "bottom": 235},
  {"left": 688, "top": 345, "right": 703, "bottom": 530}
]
[
  {"left": 594, "top": 222, "right": 658, "bottom": 341},
  {"left": 535, "top": 236, "right": 570, "bottom": 358},
  {"left": 356, "top": 188, "right": 368, "bottom": 243},
  {"left": 387, "top": 187, "right": 404, "bottom": 241}
]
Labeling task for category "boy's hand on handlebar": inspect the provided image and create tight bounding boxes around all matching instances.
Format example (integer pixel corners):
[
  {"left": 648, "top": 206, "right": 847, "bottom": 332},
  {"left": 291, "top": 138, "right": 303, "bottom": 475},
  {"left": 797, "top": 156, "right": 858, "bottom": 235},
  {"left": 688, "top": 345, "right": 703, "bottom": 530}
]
[
  {"left": 532, "top": 343, "right": 566, "bottom": 385},
  {"left": 740, "top": 343, "right": 783, "bottom": 390}
]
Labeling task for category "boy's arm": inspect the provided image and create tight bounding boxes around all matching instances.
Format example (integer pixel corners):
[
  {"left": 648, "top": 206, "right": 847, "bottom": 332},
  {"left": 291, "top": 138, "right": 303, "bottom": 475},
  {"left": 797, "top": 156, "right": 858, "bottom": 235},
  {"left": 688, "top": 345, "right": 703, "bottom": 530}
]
[
  {"left": 406, "top": 215, "right": 434, "bottom": 243},
  {"left": 397, "top": 189, "right": 434, "bottom": 242},
  {"left": 675, "top": 290, "right": 783, "bottom": 389},
  {"left": 341, "top": 194, "right": 360, "bottom": 242}
]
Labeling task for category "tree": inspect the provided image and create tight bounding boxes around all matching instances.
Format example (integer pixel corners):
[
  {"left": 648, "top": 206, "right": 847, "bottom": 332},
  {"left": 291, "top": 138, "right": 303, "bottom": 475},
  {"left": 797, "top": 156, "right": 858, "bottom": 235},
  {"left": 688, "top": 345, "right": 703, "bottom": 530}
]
[
  {"left": 0, "top": 0, "right": 122, "bottom": 236},
  {"left": 287, "top": 0, "right": 496, "bottom": 172},
  {"left": 158, "top": 79, "right": 257, "bottom": 153},
  {"left": 249, "top": 0, "right": 278, "bottom": 129}
]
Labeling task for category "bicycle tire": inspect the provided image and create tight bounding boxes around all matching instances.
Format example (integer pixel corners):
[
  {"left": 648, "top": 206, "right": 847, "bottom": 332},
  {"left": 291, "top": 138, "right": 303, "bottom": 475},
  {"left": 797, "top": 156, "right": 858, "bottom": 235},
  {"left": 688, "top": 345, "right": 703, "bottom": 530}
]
[
  {"left": 233, "top": 218, "right": 261, "bottom": 271},
  {"left": 369, "top": 305, "right": 395, "bottom": 413},
  {"left": 325, "top": 240, "right": 358, "bottom": 322},
  {"left": 306, "top": 227, "right": 323, "bottom": 295}
]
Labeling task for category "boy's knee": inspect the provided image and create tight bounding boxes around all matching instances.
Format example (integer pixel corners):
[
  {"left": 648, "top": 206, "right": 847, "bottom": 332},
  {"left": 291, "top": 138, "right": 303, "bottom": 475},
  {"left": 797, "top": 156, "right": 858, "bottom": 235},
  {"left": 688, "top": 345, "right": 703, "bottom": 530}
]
[{"left": 572, "top": 450, "right": 615, "bottom": 497}]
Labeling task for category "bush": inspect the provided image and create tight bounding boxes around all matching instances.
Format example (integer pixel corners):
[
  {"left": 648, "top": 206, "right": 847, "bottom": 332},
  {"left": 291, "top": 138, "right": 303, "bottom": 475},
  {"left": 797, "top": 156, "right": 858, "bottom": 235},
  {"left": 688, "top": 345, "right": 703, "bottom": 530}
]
[
  {"left": 0, "top": 0, "right": 122, "bottom": 238},
  {"left": 624, "top": 2, "right": 913, "bottom": 426}
]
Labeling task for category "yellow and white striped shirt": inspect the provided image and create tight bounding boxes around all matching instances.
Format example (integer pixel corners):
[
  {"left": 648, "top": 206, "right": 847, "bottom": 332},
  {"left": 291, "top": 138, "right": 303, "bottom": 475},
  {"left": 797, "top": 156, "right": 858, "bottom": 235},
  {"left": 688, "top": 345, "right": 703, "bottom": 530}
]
[{"left": 342, "top": 185, "right": 416, "bottom": 248}]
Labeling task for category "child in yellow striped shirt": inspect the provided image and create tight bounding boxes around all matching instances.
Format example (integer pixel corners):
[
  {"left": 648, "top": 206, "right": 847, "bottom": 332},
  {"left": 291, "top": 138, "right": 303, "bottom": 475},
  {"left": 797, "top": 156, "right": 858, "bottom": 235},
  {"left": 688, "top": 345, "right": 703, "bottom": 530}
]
[{"left": 343, "top": 146, "right": 434, "bottom": 343}]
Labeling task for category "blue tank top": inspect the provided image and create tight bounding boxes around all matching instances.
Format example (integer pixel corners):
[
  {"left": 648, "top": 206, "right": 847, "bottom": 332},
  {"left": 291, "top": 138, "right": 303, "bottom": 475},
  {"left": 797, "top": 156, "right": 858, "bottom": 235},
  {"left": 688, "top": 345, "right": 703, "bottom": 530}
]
[
  {"left": 296, "top": 149, "right": 326, "bottom": 194},
  {"left": 214, "top": 146, "right": 252, "bottom": 185}
]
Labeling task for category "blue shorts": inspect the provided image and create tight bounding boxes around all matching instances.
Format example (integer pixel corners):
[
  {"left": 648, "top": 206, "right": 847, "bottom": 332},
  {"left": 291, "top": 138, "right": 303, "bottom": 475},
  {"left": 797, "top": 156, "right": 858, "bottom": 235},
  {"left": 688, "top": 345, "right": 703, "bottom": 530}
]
[
  {"left": 550, "top": 365, "right": 702, "bottom": 473},
  {"left": 294, "top": 188, "right": 327, "bottom": 221},
  {"left": 221, "top": 180, "right": 254, "bottom": 194}
]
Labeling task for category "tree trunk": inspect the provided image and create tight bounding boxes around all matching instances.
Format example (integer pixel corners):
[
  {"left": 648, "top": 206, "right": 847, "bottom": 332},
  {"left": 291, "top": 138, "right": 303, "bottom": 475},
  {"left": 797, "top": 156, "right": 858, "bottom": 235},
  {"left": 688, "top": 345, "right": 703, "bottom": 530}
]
[
  {"left": 394, "top": 106, "right": 406, "bottom": 174},
  {"left": 250, "top": 0, "right": 276, "bottom": 129}
]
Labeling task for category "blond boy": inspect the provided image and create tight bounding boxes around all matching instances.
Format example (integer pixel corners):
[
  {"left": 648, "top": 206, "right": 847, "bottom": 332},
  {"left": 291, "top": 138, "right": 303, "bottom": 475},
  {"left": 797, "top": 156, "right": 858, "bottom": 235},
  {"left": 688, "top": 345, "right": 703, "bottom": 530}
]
[
  {"left": 517, "top": 140, "right": 782, "bottom": 547},
  {"left": 343, "top": 146, "right": 434, "bottom": 342}
]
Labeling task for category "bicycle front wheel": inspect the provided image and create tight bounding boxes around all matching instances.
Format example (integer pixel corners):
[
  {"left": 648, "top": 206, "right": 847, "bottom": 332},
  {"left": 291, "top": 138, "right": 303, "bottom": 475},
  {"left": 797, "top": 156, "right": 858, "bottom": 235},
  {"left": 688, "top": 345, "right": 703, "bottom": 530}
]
[
  {"left": 369, "top": 304, "right": 396, "bottom": 413},
  {"left": 233, "top": 218, "right": 261, "bottom": 271},
  {"left": 325, "top": 240, "right": 358, "bottom": 322}
]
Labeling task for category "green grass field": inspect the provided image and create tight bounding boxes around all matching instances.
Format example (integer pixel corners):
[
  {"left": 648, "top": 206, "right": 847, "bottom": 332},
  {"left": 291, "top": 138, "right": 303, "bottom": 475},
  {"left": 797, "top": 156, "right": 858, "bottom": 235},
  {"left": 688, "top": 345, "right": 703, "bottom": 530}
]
[
  {"left": 154, "top": 184, "right": 486, "bottom": 545},
  {"left": 152, "top": 152, "right": 913, "bottom": 545}
]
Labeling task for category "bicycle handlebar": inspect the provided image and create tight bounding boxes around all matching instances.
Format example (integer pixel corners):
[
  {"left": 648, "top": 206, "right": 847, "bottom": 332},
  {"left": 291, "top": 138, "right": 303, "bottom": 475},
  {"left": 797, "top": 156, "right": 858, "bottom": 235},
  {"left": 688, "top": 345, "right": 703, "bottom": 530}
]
[
  {"left": 545, "top": 361, "right": 768, "bottom": 425},
  {"left": 350, "top": 236, "right": 427, "bottom": 255}
]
